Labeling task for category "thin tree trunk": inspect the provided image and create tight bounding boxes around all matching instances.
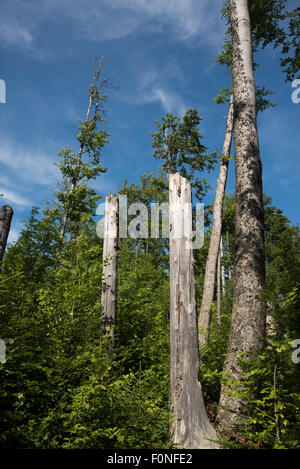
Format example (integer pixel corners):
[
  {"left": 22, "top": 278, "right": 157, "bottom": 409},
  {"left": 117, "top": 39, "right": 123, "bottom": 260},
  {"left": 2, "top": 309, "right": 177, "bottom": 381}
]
[
  {"left": 220, "top": 236, "right": 226, "bottom": 296},
  {"left": 100, "top": 195, "right": 118, "bottom": 346},
  {"left": 0, "top": 205, "right": 13, "bottom": 262},
  {"left": 169, "top": 173, "right": 219, "bottom": 449},
  {"left": 217, "top": 0, "right": 266, "bottom": 434},
  {"left": 217, "top": 248, "right": 221, "bottom": 327},
  {"left": 198, "top": 95, "right": 234, "bottom": 346},
  {"left": 60, "top": 57, "right": 105, "bottom": 241},
  {"left": 226, "top": 231, "right": 232, "bottom": 281}
]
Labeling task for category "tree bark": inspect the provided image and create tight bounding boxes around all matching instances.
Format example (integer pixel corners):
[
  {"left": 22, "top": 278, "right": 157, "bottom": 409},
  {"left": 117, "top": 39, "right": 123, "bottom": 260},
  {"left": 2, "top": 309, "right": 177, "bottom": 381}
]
[
  {"left": 198, "top": 95, "right": 234, "bottom": 345},
  {"left": 169, "top": 173, "right": 219, "bottom": 449},
  {"left": 220, "top": 236, "right": 226, "bottom": 296},
  {"left": 226, "top": 231, "right": 232, "bottom": 281},
  {"left": 217, "top": 0, "right": 266, "bottom": 434},
  {"left": 100, "top": 195, "right": 118, "bottom": 346},
  {"left": 0, "top": 205, "right": 13, "bottom": 262},
  {"left": 217, "top": 247, "right": 221, "bottom": 327}
]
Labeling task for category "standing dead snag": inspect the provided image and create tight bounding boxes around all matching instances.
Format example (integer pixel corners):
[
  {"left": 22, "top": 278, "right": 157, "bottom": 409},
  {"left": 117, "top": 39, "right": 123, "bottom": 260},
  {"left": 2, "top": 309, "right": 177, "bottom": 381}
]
[
  {"left": 100, "top": 195, "right": 118, "bottom": 346},
  {"left": 169, "top": 173, "right": 219, "bottom": 449},
  {"left": 0, "top": 205, "right": 13, "bottom": 262}
]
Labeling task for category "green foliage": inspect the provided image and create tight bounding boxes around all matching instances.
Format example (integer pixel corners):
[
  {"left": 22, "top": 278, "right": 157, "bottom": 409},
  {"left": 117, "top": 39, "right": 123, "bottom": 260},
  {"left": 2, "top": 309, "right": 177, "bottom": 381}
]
[
  {"left": 199, "top": 280, "right": 234, "bottom": 411},
  {"left": 0, "top": 219, "right": 171, "bottom": 448},
  {"left": 218, "top": 0, "right": 300, "bottom": 80},
  {"left": 56, "top": 58, "right": 112, "bottom": 240},
  {"left": 0, "top": 26, "right": 299, "bottom": 447},
  {"left": 212, "top": 85, "right": 275, "bottom": 114},
  {"left": 151, "top": 108, "right": 217, "bottom": 200},
  {"left": 62, "top": 366, "right": 170, "bottom": 449},
  {"left": 219, "top": 333, "right": 300, "bottom": 449}
]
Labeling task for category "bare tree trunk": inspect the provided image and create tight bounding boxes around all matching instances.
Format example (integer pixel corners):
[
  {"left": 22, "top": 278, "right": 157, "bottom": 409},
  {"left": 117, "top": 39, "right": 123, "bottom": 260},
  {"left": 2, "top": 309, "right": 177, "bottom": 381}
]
[
  {"left": 217, "top": 0, "right": 266, "bottom": 434},
  {"left": 198, "top": 95, "right": 234, "bottom": 345},
  {"left": 100, "top": 195, "right": 118, "bottom": 346},
  {"left": 220, "top": 236, "right": 226, "bottom": 296},
  {"left": 0, "top": 205, "right": 13, "bottom": 262},
  {"left": 217, "top": 248, "right": 221, "bottom": 327},
  {"left": 226, "top": 231, "right": 232, "bottom": 281},
  {"left": 169, "top": 173, "right": 219, "bottom": 449}
]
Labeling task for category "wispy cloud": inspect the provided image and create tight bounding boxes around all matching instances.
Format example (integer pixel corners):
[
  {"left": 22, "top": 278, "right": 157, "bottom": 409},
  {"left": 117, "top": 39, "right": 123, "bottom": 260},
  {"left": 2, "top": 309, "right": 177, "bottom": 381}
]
[
  {"left": 0, "top": 0, "right": 224, "bottom": 54},
  {"left": 0, "top": 188, "right": 32, "bottom": 207},
  {"left": 138, "top": 86, "right": 187, "bottom": 116},
  {"left": 0, "top": 22, "right": 33, "bottom": 47},
  {"left": 0, "top": 137, "right": 59, "bottom": 187},
  {"left": 129, "top": 62, "right": 188, "bottom": 115}
]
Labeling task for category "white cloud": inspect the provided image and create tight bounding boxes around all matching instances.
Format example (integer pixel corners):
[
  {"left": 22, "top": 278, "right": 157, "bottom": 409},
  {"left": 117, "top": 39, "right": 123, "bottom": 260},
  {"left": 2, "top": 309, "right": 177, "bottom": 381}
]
[
  {"left": 0, "top": 22, "right": 33, "bottom": 47},
  {"left": 105, "top": 0, "right": 222, "bottom": 40},
  {"left": 0, "top": 0, "right": 224, "bottom": 52},
  {"left": 139, "top": 86, "right": 187, "bottom": 115},
  {"left": 130, "top": 62, "right": 188, "bottom": 115},
  {"left": 0, "top": 189, "right": 32, "bottom": 207},
  {"left": 0, "top": 137, "right": 59, "bottom": 187}
]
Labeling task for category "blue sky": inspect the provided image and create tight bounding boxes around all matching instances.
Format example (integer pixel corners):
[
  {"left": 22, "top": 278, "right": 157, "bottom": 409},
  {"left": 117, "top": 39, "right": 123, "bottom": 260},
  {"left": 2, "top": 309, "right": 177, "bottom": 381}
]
[{"left": 0, "top": 0, "right": 299, "bottom": 244}]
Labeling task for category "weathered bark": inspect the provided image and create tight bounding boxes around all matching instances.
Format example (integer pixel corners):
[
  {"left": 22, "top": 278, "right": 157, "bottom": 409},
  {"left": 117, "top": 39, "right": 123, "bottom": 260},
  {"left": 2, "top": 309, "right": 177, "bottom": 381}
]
[
  {"left": 198, "top": 95, "right": 234, "bottom": 345},
  {"left": 169, "top": 173, "right": 219, "bottom": 449},
  {"left": 217, "top": 0, "right": 266, "bottom": 434},
  {"left": 0, "top": 205, "right": 13, "bottom": 262},
  {"left": 100, "top": 195, "right": 118, "bottom": 346}
]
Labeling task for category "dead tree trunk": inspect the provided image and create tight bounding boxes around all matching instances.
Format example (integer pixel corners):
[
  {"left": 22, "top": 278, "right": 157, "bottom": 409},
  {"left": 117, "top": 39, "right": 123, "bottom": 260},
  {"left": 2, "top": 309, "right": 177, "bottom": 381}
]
[
  {"left": 100, "top": 195, "right": 118, "bottom": 346},
  {"left": 217, "top": 0, "right": 266, "bottom": 434},
  {"left": 198, "top": 95, "right": 233, "bottom": 346},
  {"left": 169, "top": 173, "right": 219, "bottom": 449},
  {"left": 0, "top": 205, "right": 13, "bottom": 262}
]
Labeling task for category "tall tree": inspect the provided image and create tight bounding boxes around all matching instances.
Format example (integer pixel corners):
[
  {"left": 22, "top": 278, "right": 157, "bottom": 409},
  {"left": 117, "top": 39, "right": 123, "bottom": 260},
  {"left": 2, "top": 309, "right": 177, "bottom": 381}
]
[
  {"left": 169, "top": 173, "right": 218, "bottom": 449},
  {"left": 217, "top": 0, "right": 266, "bottom": 433},
  {"left": 58, "top": 56, "right": 113, "bottom": 242},
  {"left": 0, "top": 205, "right": 13, "bottom": 262},
  {"left": 198, "top": 95, "right": 234, "bottom": 345}
]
